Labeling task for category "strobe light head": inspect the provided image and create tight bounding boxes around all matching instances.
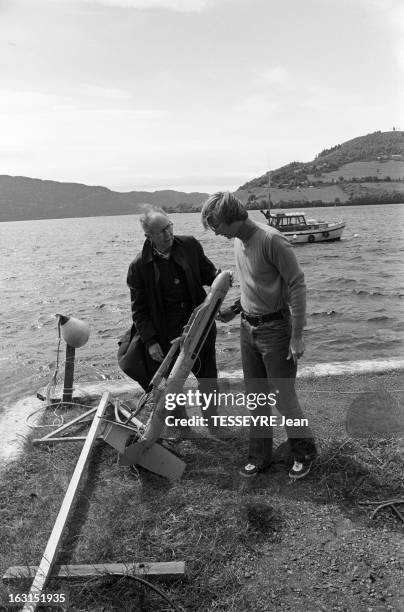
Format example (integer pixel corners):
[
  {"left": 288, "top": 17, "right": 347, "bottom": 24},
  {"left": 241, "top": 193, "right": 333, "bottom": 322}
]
[{"left": 56, "top": 314, "right": 90, "bottom": 348}]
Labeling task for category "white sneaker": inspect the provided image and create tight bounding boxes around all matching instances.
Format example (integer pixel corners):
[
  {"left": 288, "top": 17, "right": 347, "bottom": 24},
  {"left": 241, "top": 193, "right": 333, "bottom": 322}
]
[{"left": 289, "top": 458, "right": 312, "bottom": 480}]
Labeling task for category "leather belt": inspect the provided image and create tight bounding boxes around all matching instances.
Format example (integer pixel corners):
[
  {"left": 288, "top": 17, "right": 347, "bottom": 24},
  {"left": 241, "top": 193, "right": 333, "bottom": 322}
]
[{"left": 241, "top": 310, "right": 283, "bottom": 326}]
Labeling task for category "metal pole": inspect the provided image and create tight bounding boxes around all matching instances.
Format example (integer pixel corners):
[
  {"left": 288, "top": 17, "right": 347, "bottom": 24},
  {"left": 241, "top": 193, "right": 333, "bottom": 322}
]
[
  {"left": 62, "top": 344, "right": 75, "bottom": 403},
  {"left": 268, "top": 170, "right": 272, "bottom": 212}
]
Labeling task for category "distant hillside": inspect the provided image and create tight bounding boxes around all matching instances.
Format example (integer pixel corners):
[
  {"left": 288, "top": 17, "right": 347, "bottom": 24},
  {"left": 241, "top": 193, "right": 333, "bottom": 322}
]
[
  {"left": 237, "top": 130, "right": 404, "bottom": 208},
  {"left": 2, "top": 131, "right": 404, "bottom": 221},
  {"left": 0, "top": 175, "right": 209, "bottom": 222}
]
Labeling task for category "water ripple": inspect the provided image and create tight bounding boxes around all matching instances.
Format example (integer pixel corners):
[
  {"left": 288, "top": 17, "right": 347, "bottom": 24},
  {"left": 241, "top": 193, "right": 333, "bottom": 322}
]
[{"left": 0, "top": 204, "right": 403, "bottom": 401}]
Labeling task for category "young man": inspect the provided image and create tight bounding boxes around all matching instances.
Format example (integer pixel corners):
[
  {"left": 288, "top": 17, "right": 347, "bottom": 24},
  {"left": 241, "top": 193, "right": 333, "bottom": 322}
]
[{"left": 201, "top": 192, "right": 317, "bottom": 479}]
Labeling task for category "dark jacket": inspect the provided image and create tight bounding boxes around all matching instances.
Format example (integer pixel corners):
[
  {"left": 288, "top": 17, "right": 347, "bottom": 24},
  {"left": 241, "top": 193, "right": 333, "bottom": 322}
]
[{"left": 127, "top": 235, "right": 217, "bottom": 349}]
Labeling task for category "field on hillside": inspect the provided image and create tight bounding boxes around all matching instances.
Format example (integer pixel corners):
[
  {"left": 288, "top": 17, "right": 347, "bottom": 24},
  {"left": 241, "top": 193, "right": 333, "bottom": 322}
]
[
  {"left": 308, "top": 160, "right": 404, "bottom": 182},
  {"left": 360, "top": 181, "right": 404, "bottom": 192}
]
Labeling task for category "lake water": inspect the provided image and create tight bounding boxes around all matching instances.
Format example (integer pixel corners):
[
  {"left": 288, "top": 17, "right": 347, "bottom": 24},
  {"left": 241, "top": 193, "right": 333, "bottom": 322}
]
[{"left": 1, "top": 204, "right": 403, "bottom": 406}]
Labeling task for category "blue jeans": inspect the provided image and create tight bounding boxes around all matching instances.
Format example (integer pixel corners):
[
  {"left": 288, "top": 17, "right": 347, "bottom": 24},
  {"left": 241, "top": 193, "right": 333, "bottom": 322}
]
[{"left": 240, "top": 317, "right": 316, "bottom": 468}]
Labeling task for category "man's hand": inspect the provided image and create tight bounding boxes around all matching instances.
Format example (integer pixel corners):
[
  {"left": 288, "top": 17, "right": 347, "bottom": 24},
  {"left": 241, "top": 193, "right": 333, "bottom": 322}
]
[
  {"left": 216, "top": 307, "right": 237, "bottom": 323},
  {"left": 148, "top": 342, "right": 164, "bottom": 362},
  {"left": 287, "top": 335, "right": 305, "bottom": 364}
]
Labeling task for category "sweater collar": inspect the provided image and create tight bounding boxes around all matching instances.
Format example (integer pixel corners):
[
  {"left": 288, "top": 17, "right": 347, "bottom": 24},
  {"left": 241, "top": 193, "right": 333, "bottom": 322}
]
[{"left": 235, "top": 219, "right": 258, "bottom": 244}]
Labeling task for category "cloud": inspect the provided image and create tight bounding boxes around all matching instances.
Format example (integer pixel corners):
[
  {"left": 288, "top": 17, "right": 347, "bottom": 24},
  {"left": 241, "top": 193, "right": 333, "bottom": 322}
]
[
  {"left": 235, "top": 94, "right": 280, "bottom": 115},
  {"left": 321, "top": 0, "right": 399, "bottom": 9},
  {"left": 76, "top": 84, "right": 134, "bottom": 100},
  {"left": 39, "top": 0, "right": 217, "bottom": 11},
  {"left": 395, "top": 5, "right": 404, "bottom": 122},
  {"left": 234, "top": 66, "right": 291, "bottom": 116},
  {"left": 0, "top": 86, "right": 162, "bottom": 115},
  {"left": 355, "top": 0, "right": 401, "bottom": 10},
  {"left": 0, "top": 90, "right": 63, "bottom": 112},
  {"left": 255, "top": 66, "right": 289, "bottom": 86}
]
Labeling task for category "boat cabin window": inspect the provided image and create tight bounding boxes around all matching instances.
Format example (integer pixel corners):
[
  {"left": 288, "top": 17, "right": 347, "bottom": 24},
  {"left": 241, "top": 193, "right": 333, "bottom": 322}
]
[{"left": 276, "top": 215, "right": 306, "bottom": 226}]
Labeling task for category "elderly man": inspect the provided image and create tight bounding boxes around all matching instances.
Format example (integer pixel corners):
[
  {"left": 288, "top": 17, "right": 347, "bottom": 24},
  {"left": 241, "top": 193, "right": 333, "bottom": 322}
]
[
  {"left": 201, "top": 192, "right": 316, "bottom": 479},
  {"left": 118, "top": 208, "right": 219, "bottom": 424}
]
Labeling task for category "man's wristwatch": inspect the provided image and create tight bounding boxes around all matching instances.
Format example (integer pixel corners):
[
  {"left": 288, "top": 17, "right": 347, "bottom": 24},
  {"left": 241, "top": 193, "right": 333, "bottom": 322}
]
[{"left": 230, "top": 300, "right": 242, "bottom": 314}]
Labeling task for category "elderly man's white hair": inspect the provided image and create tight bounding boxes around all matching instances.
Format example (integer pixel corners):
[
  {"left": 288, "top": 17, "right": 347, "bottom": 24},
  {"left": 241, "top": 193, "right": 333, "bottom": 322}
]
[{"left": 140, "top": 207, "right": 170, "bottom": 234}]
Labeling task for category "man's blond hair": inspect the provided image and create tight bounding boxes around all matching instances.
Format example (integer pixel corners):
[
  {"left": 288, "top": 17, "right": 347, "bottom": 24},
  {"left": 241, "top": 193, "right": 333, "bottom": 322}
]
[{"left": 201, "top": 191, "right": 248, "bottom": 228}]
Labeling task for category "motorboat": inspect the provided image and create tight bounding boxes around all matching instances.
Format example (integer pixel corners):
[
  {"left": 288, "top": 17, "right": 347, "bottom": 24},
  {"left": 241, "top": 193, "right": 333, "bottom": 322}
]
[{"left": 260, "top": 209, "right": 345, "bottom": 244}]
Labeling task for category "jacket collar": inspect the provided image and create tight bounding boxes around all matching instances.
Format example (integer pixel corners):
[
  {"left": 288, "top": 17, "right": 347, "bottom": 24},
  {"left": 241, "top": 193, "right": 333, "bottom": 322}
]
[
  {"left": 140, "top": 235, "right": 197, "bottom": 305},
  {"left": 141, "top": 236, "right": 179, "bottom": 264}
]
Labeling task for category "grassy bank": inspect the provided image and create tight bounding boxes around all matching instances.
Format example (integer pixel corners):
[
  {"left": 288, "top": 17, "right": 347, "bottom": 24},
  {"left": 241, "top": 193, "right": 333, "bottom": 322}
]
[{"left": 0, "top": 372, "right": 403, "bottom": 611}]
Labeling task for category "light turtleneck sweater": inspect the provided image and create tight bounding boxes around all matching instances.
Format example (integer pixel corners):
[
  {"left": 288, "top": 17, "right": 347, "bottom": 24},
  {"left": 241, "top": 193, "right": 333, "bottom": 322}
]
[{"left": 234, "top": 219, "right": 306, "bottom": 335}]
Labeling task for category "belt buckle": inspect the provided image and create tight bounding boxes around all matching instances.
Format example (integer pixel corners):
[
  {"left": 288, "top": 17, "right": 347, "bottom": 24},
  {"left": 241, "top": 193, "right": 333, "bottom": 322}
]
[{"left": 242, "top": 312, "right": 264, "bottom": 326}]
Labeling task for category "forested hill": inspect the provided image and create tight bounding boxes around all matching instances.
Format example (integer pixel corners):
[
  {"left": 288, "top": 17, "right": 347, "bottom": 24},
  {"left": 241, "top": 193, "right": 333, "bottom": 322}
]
[
  {"left": 0, "top": 175, "right": 209, "bottom": 222},
  {"left": 313, "top": 130, "right": 404, "bottom": 166},
  {"left": 236, "top": 130, "right": 404, "bottom": 208}
]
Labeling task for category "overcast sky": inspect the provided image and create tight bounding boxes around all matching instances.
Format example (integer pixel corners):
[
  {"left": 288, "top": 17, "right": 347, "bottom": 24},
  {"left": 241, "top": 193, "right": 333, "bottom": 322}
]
[{"left": 1, "top": 0, "right": 403, "bottom": 193}]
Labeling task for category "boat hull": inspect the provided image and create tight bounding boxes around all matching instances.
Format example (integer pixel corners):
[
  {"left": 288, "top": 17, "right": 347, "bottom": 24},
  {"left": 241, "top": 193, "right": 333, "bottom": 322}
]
[{"left": 284, "top": 222, "right": 345, "bottom": 244}]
